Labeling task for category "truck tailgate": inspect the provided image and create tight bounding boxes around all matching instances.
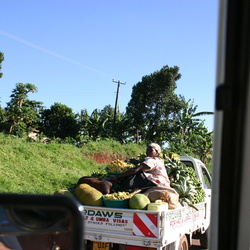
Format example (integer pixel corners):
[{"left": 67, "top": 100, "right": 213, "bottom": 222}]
[{"left": 82, "top": 203, "right": 207, "bottom": 248}]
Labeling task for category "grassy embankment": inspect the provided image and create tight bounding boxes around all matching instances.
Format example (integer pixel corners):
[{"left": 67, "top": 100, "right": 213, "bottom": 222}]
[{"left": 0, "top": 134, "right": 145, "bottom": 195}]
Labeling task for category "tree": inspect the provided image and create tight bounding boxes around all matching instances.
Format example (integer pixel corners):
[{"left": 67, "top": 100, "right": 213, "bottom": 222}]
[
  {"left": 78, "top": 108, "right": 109, "bottom": 141},
  {"left": 112, "top": 111, "right": 131, "bottom": 143},
  {"left": 126, "top": 65, "right": 185, "bottom": 145},
  {"left": 0, "top": 52, "right": 4, "bottom": 78},
  {"left": 77, "top": 105, "right": 130, "bottom": 143},
  {"left": 0, "top": 106, "right": 8, "bottom": 132},
  {"left": 168, "top": 98, "right": 214, "bottom": 163},
  {"left": 4, "top": 83, "right": 43, "bottom": 135},
  {"left": 191, "top": 125, "right": 213, "bottom": 165},
  {"left": 98, "top": 105, "right": 130, "bottom": 143},
  {"left": 99, "top": 105, "right": 115, "bottom": 138},
  {"left": 77, "top": 109, "right": 90, "bottom": 137},
  {"left": 40, "top": 103, "right": 79, "bottom": 139}
]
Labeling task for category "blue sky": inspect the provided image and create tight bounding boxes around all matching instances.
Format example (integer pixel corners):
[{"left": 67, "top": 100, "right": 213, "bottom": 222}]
[{"left": 0, "top": 0, "right": 219, "bottom": 131}]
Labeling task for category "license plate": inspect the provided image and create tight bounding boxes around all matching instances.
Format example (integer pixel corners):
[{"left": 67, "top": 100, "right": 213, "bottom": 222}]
[{"left": 93, "top": 241, "right": 110, "bottom": 250}]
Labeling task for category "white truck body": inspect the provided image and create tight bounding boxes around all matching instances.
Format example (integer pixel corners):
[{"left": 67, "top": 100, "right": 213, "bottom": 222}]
[{"left": 83, "top": 156, "right": 211, "bottom": 250}]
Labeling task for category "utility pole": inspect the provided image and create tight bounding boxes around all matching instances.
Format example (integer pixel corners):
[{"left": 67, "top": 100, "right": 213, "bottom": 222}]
[{"left": 112, "top": 79, "right": 126, "bottom": 129}]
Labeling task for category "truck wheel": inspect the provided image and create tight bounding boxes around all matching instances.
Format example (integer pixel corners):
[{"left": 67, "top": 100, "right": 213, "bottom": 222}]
[
  {"left": 199, "top": 230, "right": 208, "bottom": 249},
  {"left": 178, "top": 235, "right": 188, "bottom": 250}
]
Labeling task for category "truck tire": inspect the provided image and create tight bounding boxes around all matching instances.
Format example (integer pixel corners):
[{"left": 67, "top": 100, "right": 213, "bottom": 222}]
[
  {"left": 199, "top": 230, "right": 208, "bottom": 249},
  {"left": 178, "top": 235, "right": 188, "bottom": 250}
]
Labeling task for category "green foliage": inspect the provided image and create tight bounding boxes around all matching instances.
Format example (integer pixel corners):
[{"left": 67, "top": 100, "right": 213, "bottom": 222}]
[
  {"left": 0, "top": 107, "right": 9, "bottom": 133},
  {"left": 4, "top": 83, "right": 43, "bottom": 135},
  {"left": 0, "top": 52, "right": 4, "bottom": 78},
  {"left": 112, "top": 111, "right": 131, "bottom": 143},
  {"left": 78, "top": 106, "right": 132, "bottom": 144},
  {"left": 81, "top": 139, "right": 145, "bottom": 157},
  {"left": 11, "top": 122, "right": 27, "bottom": 137},
  {"left": 0, "top": 65, "right": 213, "bottom": 163},
  {"left": 98, "top": 105, "right": 115, "bottom": 138},
  {"left": 0, "top": 134, "right": 144, "bottom": 194},
  {"left": 78, "top": 108, "right": 109, "bottom": 141},
  {"left": 168, "top": 98, "right": 213, "bottom": 164},
  {"left": 126, "top": 65, "right": 185, "bottom": 144},
  {"left": 0, "top": 135, "right": 92, "bottom": 194},
  {"left": 40, "top": 102, "right": 79, "bottom": 139}
]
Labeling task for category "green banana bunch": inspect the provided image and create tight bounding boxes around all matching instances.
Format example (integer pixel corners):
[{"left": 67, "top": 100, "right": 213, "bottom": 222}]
[
  {"left": 162, "top": 152, "right": 181, "bottom": 162},
  {"left": 185, "top": 167, "right": 206, "bottom": 204},
  {"left": 171, "top": 178, "right": 198, "bottom": 210},
  {"left": 171, "top": 178, "right": 196, "bottom": 199},
  {"left": 165, "top": 160, "right": 188, "bottom": 182},
  {"left": 165, "top": 159, "right": 206, "bottom": 208}
]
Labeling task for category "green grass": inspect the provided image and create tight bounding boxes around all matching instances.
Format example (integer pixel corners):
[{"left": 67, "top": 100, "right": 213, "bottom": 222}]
[
  {"left": 0, "top": 134, "right": 145, "bottom": 195},
  {"left": 0, "top": 134, "right": 212, "bottom": 195}
]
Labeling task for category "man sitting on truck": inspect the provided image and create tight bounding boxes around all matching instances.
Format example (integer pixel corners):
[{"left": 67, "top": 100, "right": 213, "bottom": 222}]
[{"left": 109, "top": 143, "right": 170, "bottom": 192}]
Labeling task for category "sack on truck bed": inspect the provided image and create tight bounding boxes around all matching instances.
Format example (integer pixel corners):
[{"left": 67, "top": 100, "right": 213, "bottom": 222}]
[
  {"left": 143, "top": 186, "right": 179, "bottom": 209},
  {"left": 77, "top": 177, "right": 112, "bottom": 194}
]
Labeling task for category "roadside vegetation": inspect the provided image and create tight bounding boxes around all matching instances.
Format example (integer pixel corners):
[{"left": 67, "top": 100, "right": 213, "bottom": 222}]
[
  {"left": 0, "top": 134, "right": 145, "bottom": 194},
  {"left": 0, "top": 133, "right": 212, "bottom": 195},
  {"left": 0, "top": 53, "right": 213, "bottom": 195}
]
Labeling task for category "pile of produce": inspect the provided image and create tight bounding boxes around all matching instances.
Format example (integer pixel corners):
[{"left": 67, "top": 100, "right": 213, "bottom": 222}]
[
  {"left": 104, "top": 191, "right": 135, "bottom": 200},
  {"left": 75, "top": 183, "right": 103, "bottom": 206},
  {"left": 54, "top": 156, "right": 206, "bottom": 210},
  {"left": 102, "top": 191, "right": 149, "bottom": 209},
  {"left": 129, "top": 194, "right": 150, "bottom": 210},
  {"left": 106, "top": 159, "right": 134, "bottom": 173},
  {"left": 164, "top": 156, "right": 206, "bottom": 209}
]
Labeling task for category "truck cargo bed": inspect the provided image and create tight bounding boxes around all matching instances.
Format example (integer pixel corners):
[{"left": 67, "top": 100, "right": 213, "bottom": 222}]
[{"left": 83, "top": 202, "right": 207, "bottom": 249}]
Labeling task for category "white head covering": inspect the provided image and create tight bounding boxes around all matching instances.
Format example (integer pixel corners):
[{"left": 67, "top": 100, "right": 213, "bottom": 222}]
[{"left": 149, "top": 143, "right": 161, "bottom": 154}]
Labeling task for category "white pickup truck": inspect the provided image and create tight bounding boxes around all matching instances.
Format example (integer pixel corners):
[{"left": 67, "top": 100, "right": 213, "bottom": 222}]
[{"left": 83, "top": 156, "right": 212, "bottom": 250}]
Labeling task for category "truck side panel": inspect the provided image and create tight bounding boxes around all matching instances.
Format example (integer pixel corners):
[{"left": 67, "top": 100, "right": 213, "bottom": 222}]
[{"left": 83, "top": 202, "right": 207, "bottom": 249}]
